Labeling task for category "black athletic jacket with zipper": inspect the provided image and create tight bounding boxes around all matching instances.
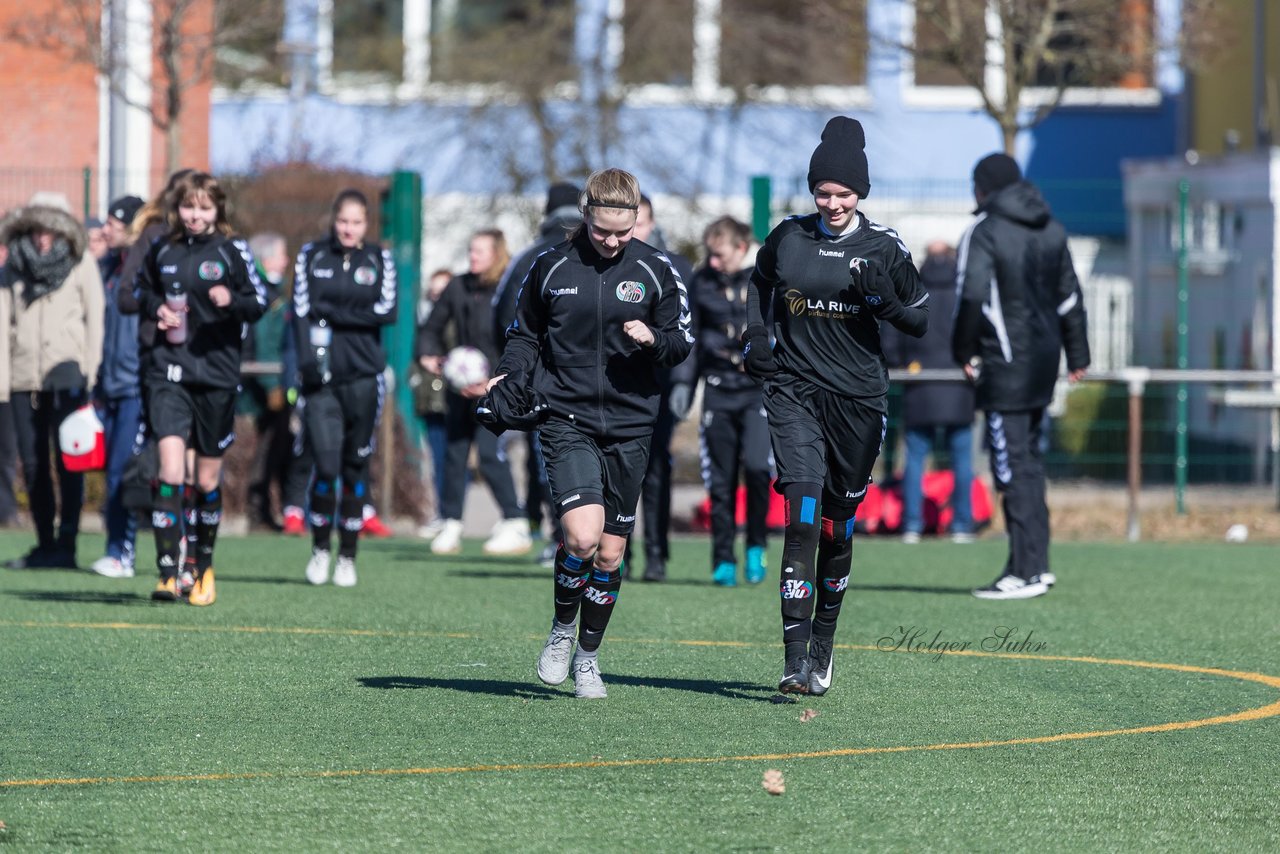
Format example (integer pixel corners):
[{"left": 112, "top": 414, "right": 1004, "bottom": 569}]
[
  {"left": 496, "top": 232, "right": 694, "bottom": 440},
  {"left": 135, "top": 231, "right": 267, "bottom": 389},
  {"left": 292, "top": 235, "right": 398, "bottom": 388},
  {"left": 952, "top": 181, "right": 1090, "bottom": 412},
  {"left": 746, "top": 210, "right": 928, "bottom": 400}
]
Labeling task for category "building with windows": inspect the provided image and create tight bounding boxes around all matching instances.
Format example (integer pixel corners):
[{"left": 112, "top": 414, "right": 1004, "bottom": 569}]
[
  {"left": 211, "top": 0, "right": 1188, "bottom": 274},
  {"left": 0, "top": 0, "right": 212, "bottom": 214}
]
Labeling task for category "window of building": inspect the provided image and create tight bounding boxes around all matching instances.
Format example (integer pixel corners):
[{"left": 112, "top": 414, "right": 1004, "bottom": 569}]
[
  {"left": 911, "top": 0, "right": 985, "bottom": 87},
  {"left": 214, "top": 0, "right": 287, "bottom": 89},
  {"left": 619, "top": 0, "right": 695, "bottom": 86},
  {"left": 332, "top": 0, "right": 405, "bottom": 80},
  {"left": 429, "top": 0, "right": 574, "bottom": 85},
  {"left": 719, "top": 0, "right": 867, "bottom": 89},
  {"left": 1030, "top": 0, "right": 1153, "bottom": 89}
]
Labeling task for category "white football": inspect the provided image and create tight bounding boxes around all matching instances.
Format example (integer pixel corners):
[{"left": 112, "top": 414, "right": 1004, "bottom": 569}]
[
  {"left": 1225, "top": 523, "right": 1249, "bottom": 543},
  {"left": 442, "top": 345, "right": 491, "bottom": 392}
]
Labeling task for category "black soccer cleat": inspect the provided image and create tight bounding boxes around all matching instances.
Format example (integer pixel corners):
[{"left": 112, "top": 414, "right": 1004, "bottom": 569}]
[
  {"left": 779, "top": 655, "right": 812, "bottom": 694},
  {"left": 807, "top": 636, "right": 834, "bottom": 696}
]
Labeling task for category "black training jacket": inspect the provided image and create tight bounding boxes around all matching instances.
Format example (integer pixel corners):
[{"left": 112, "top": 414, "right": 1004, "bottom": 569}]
[
  {"left": 747, "top": 211, "right": 928, "bottom": 400},
  {"left": 135, "top": 232, "right": 267, "bottom": 389},
  {"left": 952, "top": 182, "right": 1090, "bottom": 412},
  {"left": 418, "top": 272, "right": 502, "bottom": 368},
  {"left": 496, "top": 232, "right": 694, "bottom": 440},
  {"left": 292, "top": 235, "right": 398, "bottom": 387},
  {"left": 683, "top": 264, "right": 758, "bottom": 400}
]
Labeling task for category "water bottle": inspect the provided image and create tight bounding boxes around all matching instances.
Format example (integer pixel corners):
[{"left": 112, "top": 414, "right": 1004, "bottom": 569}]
[
  {"left": 165, "top": 282, "right": 188, "bottom": 345},
  {"left": 310, "top": 319, "right": 332, "bottom": 385}
]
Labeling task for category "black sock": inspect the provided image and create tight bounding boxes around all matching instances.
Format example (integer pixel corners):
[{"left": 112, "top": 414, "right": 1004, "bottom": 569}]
[
  {"left": 182, "top": 484, "right": 198, "bottom": 571},
  {"left": 153, "top": 482, "right": 183, "bottom": 579},
  {"left": 338, "top": 484, "right": 363, "bottom": 559},
  {"left": 578, "top": 565, "right": 621, "bottom": 653},
  {"left": 196, "top": 488, "right": 222, "bottom": 573},
  {"left": 814, "top": 514, "right": 855, "bottom": 639},
  {"left": 780, "top": 484, "right": 822, "bottom": 661},
  {"left": 310, "top": 478, "right": 336, "bottom": 552},
  {"left": 552, "top": 544, "right": 592, "bottom": 627}
]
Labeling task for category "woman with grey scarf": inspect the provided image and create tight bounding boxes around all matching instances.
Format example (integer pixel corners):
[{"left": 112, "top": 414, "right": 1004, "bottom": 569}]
[{"left": 0, "top": 192, "right": 105, "bottom": 569}]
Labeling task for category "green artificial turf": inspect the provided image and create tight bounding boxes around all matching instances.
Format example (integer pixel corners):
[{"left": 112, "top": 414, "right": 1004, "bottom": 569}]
[{"left": 1, "top": 531, "right": 1278, "bottom": 851}]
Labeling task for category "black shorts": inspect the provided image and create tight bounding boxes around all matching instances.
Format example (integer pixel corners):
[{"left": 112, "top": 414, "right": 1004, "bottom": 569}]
[
  {"left": 300, "top": 375, "right": 384, "bottom": 482},
  {"left": 148, "top": 383, "right": 237, "bottom": 457},
  {"left": 538, "top": 418, "right": 651, "bottom": 536},
  {"left": 763, "top": 372, "right": 886, "bottom": 506}
]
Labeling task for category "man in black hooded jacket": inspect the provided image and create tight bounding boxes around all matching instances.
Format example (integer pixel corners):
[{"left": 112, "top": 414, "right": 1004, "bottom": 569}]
[{"left": 953, "top": 153, "right": 1090, "bottom": 600}]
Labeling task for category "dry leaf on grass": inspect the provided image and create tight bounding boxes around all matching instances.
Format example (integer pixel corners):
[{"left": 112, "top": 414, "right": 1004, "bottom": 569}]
[
  {"left": 800, "top": 708, "right": 819, "bottom": 723},
  {"left": 762, "top": 769, "right": 785, "bottom": 795}
]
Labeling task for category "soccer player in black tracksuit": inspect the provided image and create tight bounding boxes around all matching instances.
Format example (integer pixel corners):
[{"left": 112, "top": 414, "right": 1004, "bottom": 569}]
[
  {"left": 293, "top": 189, "right": 398, "bottom": 588},
  {"left": 953, "top": 153, "right": 1090, "bottom": 601},
  {"left": 492, "top": 168, "right": 693, "bottom": 699},
  {"left": 136, "top": 172, "right": 267, "bottom": 605},
  {"left": 683, "top": 216, "right": 773, "bottom": 587},
  {"left": 743, "top": 117, "right": 929, "bottom": 695}
]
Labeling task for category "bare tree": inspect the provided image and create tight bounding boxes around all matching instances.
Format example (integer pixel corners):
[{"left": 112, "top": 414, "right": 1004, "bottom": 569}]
[
  {"left": 888, "top": 0, "right": 1229, "bottom": 153},
  {"left": 4, "top": 0, "right": 281, "bottom": 174}
]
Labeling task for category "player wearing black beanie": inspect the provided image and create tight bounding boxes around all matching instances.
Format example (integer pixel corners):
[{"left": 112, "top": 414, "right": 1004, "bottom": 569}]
[{"left": 743, "top": 115, "right": 929, "bottom": 696}]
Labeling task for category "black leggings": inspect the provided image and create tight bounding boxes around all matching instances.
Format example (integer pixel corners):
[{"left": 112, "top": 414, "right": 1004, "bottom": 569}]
[{"left": 11, "top": 389, "right": 87, "bottom": 547}]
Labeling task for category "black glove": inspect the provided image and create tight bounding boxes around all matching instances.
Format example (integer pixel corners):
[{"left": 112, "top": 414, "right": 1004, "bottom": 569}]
[
  {"left": 851, "top": 258, "right": 902, "bottom": 319},
  {"left": 667, "top": 382, "right": 692, "bottom": 421},
  {"left": 741, "top": 324, "right": 778, "bottom": 382}
]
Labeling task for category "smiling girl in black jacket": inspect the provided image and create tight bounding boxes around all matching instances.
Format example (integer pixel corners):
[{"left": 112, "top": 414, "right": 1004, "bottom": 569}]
[
  {"left": 136, "top": 172, "right": 267, "bottom": 605},
  {"left": 492, "top": 168, "right": 693, "bottom": 699}
]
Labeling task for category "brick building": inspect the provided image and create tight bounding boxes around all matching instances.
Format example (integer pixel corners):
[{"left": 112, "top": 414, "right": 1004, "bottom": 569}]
[{"left": 0, "top": 0, "right": 211, "bottom": 217}]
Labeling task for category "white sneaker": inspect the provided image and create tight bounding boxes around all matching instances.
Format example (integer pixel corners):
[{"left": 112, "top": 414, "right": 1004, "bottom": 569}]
[
  {"left": 571, "top": 652, "right": 607, "bottom": 699},
  {"left": 333, "top": 555, "right": 357, "bottom": 587},
  {"left": 430, "top": 519, "right": 464, "bottom": 555},
  {"left": 951, "top": 531, "right": 976, "bottom": 544},
  {"left": 537, "top": 620, "right": 577, "bottom": 686},
  {"left": 972, "top": 573, "right": 1049, "bottom": 600},
  {"left": 91, "top": 555, "right": 135, "bottom": 579},
  {"left": 305, "top": 549, "right": 331, "bottom": 585},
  {"left": 483, "top": 518, "right": 533, "bottom": 556},
  {"left": 417, "top": 518, "right": 445, "bottom": 540},
  {"left": 901, "top": 531, "right": 921, "bottom": 544}
]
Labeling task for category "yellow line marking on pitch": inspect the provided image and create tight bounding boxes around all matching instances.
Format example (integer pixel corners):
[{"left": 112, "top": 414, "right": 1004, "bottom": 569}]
[{"left": 3, "top": 620, "right": 1279, "bottom": 790}]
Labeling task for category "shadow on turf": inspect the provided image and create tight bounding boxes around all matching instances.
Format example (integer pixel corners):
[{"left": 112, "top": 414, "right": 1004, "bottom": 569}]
[
  {"left": 849, "top": 582, "right": 973, "bottom": 595},
  {"left": 359, "top": 674, "right": 774, "bottom": 701},
  {"left": 8, "top": 589, "right": 151, "bottom": 606}
]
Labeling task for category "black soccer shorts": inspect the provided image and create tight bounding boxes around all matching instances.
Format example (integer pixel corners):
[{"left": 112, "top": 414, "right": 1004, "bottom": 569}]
[
  {"left": 148, "top": 383, "right": 237, "bottom": 458},
  {"left": 537, "top": 417, "right": 652, "bottom": 536},
  {"left": 763, "top": 372, "right": 886, "bottom": 506}
]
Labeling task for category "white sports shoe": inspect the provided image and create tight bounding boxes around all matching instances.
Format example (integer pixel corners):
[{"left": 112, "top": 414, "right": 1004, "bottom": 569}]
[
  {"left": 972, "top": 573, "right": 1049, "bottom": 600},
  {"left": 430, "top": 519, "right": 464, "bottom": 555},
  {"left": 537, "top": 620, "right": 578, "bottom": 686},
  {"left": 416, "top": 518, "right": 445, "bottom": 540},
  {"left": 91, "top": 555, "right": 135, "bottom": 579},
  {"left": 483, "top": 518, "right": 533, "bottom": 556},
  {"left": 572, "top": 653, "right": 607, "bottom": 699},
  {"left": 333, "top": 555, "right": 357, "bottom": 587},
  {"left": 305, "top": 549, "right": 331, "bottom": 585}
]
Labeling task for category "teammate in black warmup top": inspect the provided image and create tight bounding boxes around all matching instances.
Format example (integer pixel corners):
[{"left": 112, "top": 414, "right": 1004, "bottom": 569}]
[
  {"left": 491, "top": 168, "right": 693, "bottom": 698},
  {"left": 744, "top": 117, "right": 929, "bottom": 694},
  {"left": 686, "top": 216, "right": 773, "bottom": 587},
  {"left": 293, "top": 190, "right": 398, "bottom": 588},
  {"left": 136, "top": 172, "right": 267, "bottom": 604}
]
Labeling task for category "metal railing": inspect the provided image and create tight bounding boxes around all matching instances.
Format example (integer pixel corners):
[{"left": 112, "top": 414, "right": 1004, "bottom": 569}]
[{"left": 888, "top": 368, "right": 1280, "bottom": 541}]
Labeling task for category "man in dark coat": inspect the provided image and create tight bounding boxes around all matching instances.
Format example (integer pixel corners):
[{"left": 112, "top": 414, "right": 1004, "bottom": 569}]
[{"left": 953, "top": 153, "right": 1090, "bottom": 600}]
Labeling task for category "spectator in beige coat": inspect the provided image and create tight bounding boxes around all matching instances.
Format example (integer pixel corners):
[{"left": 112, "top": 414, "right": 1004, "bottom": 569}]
[{"left": 0, "top": 192, "right": 105, "bottom": 569}]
